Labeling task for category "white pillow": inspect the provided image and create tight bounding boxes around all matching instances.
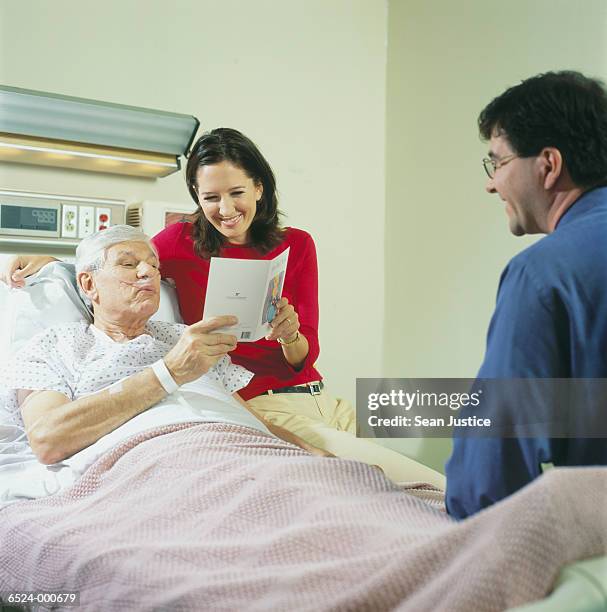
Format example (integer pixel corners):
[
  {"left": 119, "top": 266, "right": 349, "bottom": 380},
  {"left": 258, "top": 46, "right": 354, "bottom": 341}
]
[
  {"left": 154, "top": 277, "right": 184, "bottom": 325},
  {"left": 0, "top": 261, "right": 183, "bottom": 359}
]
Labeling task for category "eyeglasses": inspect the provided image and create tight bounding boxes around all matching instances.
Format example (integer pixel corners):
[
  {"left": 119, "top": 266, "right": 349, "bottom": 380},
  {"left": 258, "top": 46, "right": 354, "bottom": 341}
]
[{"left": 482, "top": 154, "right": 518, "bottom": 179}]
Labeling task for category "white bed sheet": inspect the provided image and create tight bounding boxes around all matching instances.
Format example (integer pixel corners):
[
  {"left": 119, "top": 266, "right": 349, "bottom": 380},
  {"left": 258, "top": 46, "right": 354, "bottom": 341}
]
[{"left": 0, "top": 422, "right": 76, "bottom": 509}]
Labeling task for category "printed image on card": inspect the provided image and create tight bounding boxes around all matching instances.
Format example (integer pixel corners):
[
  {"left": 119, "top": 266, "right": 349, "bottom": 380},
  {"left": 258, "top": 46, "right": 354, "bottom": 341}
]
[{"left": 262, "top": 271, "right": 285, "bottom": 325}]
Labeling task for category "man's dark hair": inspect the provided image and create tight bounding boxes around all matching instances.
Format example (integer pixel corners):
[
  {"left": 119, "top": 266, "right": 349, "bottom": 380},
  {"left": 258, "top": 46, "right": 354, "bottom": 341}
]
[
  {"left": 185, "top": 128, "right": 284, "bottom": 258},
  {"left": 478, "top": 71, "right": 607, "bottom": 188}
]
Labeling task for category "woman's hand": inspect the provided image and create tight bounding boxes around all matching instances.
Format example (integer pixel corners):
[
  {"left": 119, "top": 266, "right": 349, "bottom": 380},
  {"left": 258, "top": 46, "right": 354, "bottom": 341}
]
[
  {"left": 266, "top": 297, "right": 299, "bottom": 342},
  {"left": 265, "top": 297, "right": 309, "bottom": 369},
  {"left": 0, "top": 255, "right": 58, "bottom": 288}
]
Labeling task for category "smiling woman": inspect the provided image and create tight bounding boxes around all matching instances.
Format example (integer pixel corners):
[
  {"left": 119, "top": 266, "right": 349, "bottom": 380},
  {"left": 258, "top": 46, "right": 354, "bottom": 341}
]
[
  {"left": 160, "top": 128, "right": 319, "bottom": 387},
  {"left": 150, "top": 128, "right": 361, "bottom": 462},
  {"left": 196, "top": 161, "right": 262, "bottom": 245}
]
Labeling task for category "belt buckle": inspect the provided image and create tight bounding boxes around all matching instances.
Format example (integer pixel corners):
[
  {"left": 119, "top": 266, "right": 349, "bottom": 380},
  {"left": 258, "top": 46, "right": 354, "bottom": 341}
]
[{"left": 309, "top": 383, "right": 321, "bottom": 396}]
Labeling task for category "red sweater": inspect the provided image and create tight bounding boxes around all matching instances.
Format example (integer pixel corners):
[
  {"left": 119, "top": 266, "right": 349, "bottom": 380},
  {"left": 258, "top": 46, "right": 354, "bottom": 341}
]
[{"left": 152, "top": 223, "right": 322, "bottom": 400}]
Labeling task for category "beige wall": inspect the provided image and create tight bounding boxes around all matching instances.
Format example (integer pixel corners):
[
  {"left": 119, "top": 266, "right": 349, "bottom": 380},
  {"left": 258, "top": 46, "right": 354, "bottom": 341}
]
[
  {"left": 383, "top": 0, "right": 607, "bottom": 470},
  {"left": 0, "top": 0, "right": 388, "bottom": 401}
]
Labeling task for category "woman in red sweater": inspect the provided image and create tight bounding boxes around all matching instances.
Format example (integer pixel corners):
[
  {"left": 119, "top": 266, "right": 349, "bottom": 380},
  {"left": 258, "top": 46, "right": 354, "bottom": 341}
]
[
  {"left": 155, "top": 129, "right": 366, "bottom": 456},
  {"left": 155, "top": 128, "right": 323, "bottom": 403}
]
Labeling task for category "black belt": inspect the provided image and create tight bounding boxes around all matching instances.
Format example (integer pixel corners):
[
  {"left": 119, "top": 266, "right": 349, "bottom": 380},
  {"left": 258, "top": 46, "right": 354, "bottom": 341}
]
[{"left": 262, "top": 382, "right": 324, "bottom": 396}]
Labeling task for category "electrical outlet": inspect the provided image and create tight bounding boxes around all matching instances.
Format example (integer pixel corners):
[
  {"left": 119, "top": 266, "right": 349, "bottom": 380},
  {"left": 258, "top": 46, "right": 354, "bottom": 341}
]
[
  {"left": 61, "top": 204, "right": 78, "bottom": 238},
  {"left": 78, "top": 206, "right": 95, "bottom": 238},
  {"left": 95, "top": 207, "right": 111, "bottom": 231}
]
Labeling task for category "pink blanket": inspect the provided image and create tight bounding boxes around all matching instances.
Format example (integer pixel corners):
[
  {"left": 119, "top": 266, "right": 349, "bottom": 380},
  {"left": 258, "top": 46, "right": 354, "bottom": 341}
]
[{"left": 0, "top": 423, "right": 605, "bottom": 611}]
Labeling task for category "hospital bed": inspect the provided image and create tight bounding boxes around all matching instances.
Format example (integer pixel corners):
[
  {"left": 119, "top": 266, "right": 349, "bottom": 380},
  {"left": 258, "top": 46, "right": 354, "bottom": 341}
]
[{"left": 0, "top": 262, "right": 605, "bottom": 611}]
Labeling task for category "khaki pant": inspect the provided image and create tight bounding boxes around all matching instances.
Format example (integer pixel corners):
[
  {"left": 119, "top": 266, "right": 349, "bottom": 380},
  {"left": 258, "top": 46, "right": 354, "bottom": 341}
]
[{"left": 248, "top": 391, "right": 446, "bottom": 489}]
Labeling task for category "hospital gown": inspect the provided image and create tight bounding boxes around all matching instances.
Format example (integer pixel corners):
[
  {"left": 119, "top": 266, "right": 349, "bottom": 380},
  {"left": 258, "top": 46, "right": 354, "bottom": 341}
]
[
  {"left": 1, "top": 320, "right": 256, "bottom": 429},
  {"left": 0, "top": 321, "right": 270, "bottom": 506}
]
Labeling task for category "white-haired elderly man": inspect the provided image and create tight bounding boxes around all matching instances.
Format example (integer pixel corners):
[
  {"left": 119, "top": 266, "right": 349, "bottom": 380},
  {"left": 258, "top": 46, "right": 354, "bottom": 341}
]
[{"left": 3, "top": 225, "right": 328, "bottom": 465}]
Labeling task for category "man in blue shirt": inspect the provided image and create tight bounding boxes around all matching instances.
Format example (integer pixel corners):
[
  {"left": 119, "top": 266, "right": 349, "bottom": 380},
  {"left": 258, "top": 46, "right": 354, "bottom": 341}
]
[{"left": 446, "top": 71, "right": 607, "bottom": 519}]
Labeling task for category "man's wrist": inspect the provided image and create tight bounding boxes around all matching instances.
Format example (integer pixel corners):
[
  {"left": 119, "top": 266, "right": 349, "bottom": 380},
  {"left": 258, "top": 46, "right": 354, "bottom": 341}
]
[{"left": 151, "top": 359, "right": 179, "bottom": 394}]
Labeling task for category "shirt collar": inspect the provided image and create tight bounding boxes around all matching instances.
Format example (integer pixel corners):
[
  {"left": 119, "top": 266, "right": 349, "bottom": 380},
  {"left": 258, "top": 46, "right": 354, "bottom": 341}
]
[
  {"left": 89, "top": 322, "right": 154, "bottom": 344},
  {"left": 554, "top": 185, "right": 607, "bottom": 230}
]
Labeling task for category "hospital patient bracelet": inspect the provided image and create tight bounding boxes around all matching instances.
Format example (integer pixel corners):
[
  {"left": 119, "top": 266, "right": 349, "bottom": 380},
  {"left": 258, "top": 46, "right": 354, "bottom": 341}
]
[{"left": 151, "top": 359, "right": 179, "bottom": 394}]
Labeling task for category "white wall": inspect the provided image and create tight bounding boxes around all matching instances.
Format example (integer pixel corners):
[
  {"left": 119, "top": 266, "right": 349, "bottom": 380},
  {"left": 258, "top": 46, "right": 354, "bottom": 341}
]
[
  {"left": 0, "top": 0, "right": 388, "bottom": 401},
  {"left": 383, "top": 0, "right": 607, "bottom": 470}
]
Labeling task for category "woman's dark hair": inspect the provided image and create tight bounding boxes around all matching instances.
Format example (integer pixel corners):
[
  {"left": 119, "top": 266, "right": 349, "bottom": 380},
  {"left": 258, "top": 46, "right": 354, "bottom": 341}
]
[
  {"left": 185, "top": 128, "right": 284, "bottom": 258},
  {"left": 478, "top": 71, "right": 607, "bottom": 189}
]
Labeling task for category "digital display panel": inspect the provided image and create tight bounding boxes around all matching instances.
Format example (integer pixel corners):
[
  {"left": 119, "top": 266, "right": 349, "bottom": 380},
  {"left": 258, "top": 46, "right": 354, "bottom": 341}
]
[{"left": 1, "top": 205, "right": 58, "bottom": 232}]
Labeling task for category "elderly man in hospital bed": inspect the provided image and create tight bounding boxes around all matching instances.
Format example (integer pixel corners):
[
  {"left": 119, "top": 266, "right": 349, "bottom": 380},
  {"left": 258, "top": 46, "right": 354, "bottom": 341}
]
[{"left": 2, "top": 225, "right": 328, "bottom": 466}]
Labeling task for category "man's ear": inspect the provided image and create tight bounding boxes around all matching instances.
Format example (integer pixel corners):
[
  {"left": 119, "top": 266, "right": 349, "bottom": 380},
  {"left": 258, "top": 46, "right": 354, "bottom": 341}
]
[
  {"left": 539, "top": 147, "right": 563, "bottom": 190},
  {"left": 78, "top": 271, "right": 98, "bottom": 304}
]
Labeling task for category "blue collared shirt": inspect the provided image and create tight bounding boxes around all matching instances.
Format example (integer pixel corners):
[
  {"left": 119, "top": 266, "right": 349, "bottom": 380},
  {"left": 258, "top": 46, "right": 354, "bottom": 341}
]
[{"left": 446, "top": 187, "right": 607, "bottom": 520}]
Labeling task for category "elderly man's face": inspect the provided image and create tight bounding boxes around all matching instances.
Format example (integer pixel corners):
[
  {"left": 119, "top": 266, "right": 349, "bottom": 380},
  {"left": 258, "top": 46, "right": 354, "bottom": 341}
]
[{"left": 85, "top": 241, "right": 161, "bottom": 320}]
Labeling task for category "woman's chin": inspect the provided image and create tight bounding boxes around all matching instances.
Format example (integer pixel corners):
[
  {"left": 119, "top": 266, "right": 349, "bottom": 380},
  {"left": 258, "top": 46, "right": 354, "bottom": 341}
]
[{"left": 217, "top": 227, "right": 249, "bottom": 244}]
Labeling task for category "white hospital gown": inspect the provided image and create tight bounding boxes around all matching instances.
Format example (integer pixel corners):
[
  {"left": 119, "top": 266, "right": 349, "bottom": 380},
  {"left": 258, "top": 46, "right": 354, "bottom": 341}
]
[{"left": 1, "top": 321, "right": 253, "bottom": 427}]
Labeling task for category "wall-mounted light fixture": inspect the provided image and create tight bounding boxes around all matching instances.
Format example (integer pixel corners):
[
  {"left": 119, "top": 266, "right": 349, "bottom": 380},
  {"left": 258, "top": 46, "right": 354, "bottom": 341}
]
[{"left": 0, "top": 85, "right": 200, "bottom": 178}]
